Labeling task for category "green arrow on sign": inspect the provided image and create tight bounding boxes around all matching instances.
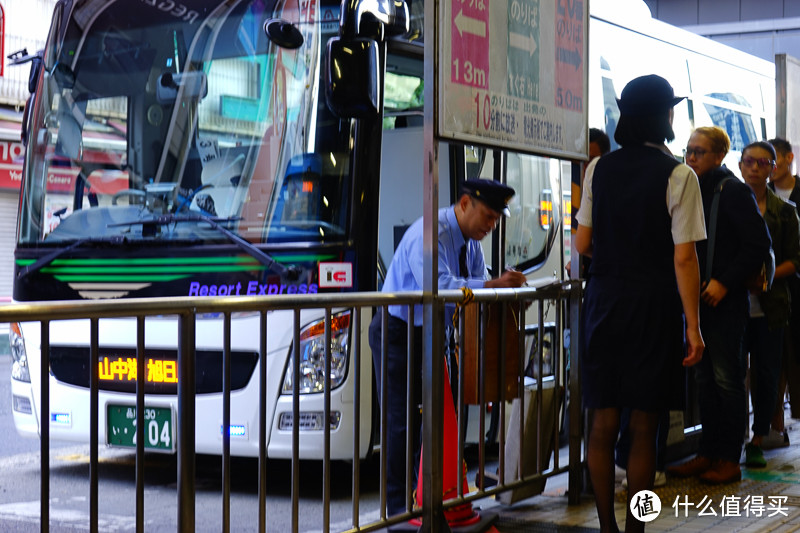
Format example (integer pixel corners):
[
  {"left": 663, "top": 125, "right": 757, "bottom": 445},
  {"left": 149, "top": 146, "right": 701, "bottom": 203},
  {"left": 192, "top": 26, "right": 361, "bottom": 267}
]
[{"left": 509, "top": 31, "right": 537, "bottom": 56}]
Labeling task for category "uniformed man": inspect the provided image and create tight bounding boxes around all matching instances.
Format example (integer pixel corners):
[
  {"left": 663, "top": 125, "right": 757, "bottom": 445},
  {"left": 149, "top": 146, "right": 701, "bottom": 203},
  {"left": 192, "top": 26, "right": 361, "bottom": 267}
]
[{"left": 368, "top": 178, "right": 526, "bottom": 516}]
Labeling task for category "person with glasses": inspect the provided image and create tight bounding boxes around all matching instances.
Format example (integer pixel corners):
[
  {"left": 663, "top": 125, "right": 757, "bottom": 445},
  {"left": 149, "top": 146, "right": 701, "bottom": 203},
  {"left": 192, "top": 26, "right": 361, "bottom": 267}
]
[
  {"left": 575, "top": 75, "right": 705, "bottom": 532},
  {"left": 740, "top": 141, "right": 800, "bottom": 467},
  {"left": 668, "top": 127, "right": 771, "bottom": 484},
  {"left": 766, "top": 137, "right": 800, "bottom": 447}
]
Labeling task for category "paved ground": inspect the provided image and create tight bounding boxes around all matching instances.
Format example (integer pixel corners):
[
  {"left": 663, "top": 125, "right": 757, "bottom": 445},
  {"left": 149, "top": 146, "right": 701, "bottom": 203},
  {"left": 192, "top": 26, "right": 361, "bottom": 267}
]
[{"left": 491, "top": 412, "right": 800, "bottom": 532}]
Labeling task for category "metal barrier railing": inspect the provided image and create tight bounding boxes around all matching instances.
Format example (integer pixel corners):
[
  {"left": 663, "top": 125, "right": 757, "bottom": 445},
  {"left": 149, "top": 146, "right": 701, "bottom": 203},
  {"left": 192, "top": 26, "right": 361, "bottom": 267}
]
[{"left": 1, "top": 281, "right": 583, "bottom": 533}]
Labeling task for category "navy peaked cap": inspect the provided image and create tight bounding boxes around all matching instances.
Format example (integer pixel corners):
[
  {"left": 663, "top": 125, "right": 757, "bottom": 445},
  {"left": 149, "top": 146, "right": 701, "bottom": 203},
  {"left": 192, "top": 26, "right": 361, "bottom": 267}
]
[
  {"left": 617, "top": 74, "right": 685, "bottom": 116},
  {"left": 461, "top": 179, "right": 515, "bottom": 216}
]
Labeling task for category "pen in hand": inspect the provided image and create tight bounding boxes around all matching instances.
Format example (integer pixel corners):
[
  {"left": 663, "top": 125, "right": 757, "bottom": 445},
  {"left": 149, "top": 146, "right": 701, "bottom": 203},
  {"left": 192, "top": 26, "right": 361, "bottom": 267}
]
[{"left": 505, "top": 266, "right": 529, "bottom": 287}]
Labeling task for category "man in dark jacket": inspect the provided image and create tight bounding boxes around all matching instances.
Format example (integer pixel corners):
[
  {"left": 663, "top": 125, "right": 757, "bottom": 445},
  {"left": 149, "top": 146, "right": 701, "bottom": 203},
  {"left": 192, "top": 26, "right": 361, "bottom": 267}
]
[
  {"left": 767, "top": 137, "right": 800, "bottom": 442},
  {"left": 668, "top": 126, "right": 771, "bottom": 484}
]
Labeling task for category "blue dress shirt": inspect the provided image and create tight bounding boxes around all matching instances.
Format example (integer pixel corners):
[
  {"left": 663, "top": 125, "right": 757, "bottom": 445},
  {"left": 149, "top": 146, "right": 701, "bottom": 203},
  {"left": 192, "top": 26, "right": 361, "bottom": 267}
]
[{"left": 382, "top": 206, "right": 488, "bottom": 326}]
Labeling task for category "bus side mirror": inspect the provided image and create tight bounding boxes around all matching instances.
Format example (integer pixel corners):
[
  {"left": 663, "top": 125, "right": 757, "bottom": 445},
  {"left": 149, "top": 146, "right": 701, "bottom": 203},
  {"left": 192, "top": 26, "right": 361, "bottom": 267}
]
[
  {"left": 29, "top": 57, "right": 44, "bottom": 93},
  {"left": 325, "top": 37, "right": 379, "bottom": 119},
  {"left": 8, "top": 48, "right": 45, "bottom": 94},
  {"left": 21, "top": 96, "right": 32, "bottom": 146}
]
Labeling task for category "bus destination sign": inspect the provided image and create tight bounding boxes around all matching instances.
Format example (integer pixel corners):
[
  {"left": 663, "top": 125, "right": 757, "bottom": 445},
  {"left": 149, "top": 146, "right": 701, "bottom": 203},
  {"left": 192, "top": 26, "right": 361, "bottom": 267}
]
[{"left": 99, "top": 356, "right": 178, "bottom": 385}]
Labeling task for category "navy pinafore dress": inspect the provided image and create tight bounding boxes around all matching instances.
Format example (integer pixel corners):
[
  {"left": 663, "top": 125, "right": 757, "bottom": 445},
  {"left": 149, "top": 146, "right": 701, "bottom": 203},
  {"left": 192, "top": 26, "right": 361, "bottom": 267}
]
[{"left": 580, "top": 145, "right": 685, "bottom": 411}]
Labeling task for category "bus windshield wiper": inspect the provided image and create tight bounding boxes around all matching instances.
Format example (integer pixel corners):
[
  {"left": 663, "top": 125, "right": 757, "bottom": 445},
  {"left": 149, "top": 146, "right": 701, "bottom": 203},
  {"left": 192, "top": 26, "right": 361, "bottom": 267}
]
[
  {"left": 109, "top": 213, "right": 300, "bottom": 280},
  {"left": 17, "top": 235, "right": 129, "bottom": 281}
]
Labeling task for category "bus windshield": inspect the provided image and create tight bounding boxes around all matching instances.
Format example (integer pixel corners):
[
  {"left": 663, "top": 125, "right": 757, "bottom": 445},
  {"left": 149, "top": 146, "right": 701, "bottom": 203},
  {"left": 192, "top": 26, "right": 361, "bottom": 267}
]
[{"left": 20, "top": 0, "right": 349, "bottom": 247}]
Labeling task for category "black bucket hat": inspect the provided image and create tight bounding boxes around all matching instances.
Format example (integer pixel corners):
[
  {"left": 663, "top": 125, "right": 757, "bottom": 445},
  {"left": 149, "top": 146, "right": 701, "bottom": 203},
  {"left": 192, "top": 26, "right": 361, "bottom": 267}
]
[{"left": 616, "top": 74, "right": 685, "bottom": 116}]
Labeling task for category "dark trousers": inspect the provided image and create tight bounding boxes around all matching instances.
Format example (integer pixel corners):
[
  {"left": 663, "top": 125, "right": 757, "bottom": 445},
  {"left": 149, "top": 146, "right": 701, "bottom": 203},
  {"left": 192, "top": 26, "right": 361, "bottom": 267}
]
[
  {"left": 368, "top": 309, "right": 423, "bottom": 516},
  {"left": 696, "top": 301, "right": 748, "bottom": 463},
  {"left": 745, "top": 316, "right": 784, "bottom": 436},
  {"left": 779, "top": 306, "right": 800, "bottom": 419}
]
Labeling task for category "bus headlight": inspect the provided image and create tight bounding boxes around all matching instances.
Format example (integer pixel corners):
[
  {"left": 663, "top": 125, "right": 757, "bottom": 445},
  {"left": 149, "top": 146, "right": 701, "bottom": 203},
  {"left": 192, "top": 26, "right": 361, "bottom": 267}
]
[
  {"left": 282, "top": 312, "right": 350, "bottom": 394},
  {"left": 10, "top": 322, "right": 31, "bottom": 383}
]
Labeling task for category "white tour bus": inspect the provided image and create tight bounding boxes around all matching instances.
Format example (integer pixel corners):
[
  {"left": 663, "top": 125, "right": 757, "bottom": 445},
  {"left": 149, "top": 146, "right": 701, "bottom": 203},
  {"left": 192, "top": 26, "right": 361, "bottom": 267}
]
[{"left": 9, "top": 0, "right": 773, "bottom": 459}]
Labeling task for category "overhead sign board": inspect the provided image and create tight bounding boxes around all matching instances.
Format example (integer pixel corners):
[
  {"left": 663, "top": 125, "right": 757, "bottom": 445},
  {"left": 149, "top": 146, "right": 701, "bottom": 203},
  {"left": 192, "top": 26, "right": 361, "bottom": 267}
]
[{"left": 438, "top": 0, "right": 589, "bottom": 160}]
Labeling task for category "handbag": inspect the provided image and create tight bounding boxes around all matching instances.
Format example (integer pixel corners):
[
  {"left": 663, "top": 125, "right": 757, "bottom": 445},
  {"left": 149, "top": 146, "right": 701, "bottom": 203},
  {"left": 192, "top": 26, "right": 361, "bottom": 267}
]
[{"left": 706, "top": 177, "right": 775, "bottom": 293}]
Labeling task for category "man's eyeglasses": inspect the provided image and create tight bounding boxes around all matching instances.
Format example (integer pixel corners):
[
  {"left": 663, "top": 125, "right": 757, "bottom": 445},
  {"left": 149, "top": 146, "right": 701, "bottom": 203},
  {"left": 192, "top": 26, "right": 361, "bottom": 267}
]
[
  {"left": 741, "top": 156, "right": 775, "bottom": 169},
  {"left": 684, "top": 147, "right": 710, "bottom": 158}
]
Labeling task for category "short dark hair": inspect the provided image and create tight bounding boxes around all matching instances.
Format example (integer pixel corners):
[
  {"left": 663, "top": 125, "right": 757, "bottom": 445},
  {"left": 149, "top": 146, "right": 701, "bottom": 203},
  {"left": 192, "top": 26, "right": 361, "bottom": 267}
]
[
  {"left": 768, "top": 137, "right": 793, "bottom": 156},
  {"left": 743, "top": 140, "right": 777, "bottom": 161},
  {"left": 589, "top": 128, "right": 610, "bottom": 155},
  {"left": 613, "top": 110, "right": 675, "bottom": 146}
]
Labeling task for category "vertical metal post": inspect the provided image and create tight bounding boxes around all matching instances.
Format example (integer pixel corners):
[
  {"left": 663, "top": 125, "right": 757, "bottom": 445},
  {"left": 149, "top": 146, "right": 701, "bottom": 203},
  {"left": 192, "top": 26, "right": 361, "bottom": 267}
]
[
  {"left": 40, "top": 320, "right": 50, "bottom": 533},
  {"left": 135, "top": 316, "right": 146, "bottom": 533},
  {"left": 536, "top": 301, "right": 544, "bottom": 472},
  {"left": 351, "top": 307, "right": 361, "bottom": 529},
  {"left": 456, "top": 308, "right": 465, "bottom": 492},
  {"left": 323, "top": 310, "right": 332, "bottom": 533},
  {"left": 515, "top": 300, "right": 525, "bottom": 481},
  {"left": 258, "top": 310, "right": 268, "bottom": 533},
  {"left": 422, "top": 0, "right": 445, "bottom": 524},
  {"left": 89, "top": 318, "right": 99, "bottom": 533},
  {"left": 405, "top": 304, "right": 415, "bottom": 513},
  {"left": 421, "top": 300, "right": 449, "bottom": 532},
  {"left": 568, "top": 281, "right": 583, "bottom": 505},
  {"left": 553, "top": 291, "right": 563, "bottom": 470},
  {"left": 497, "top": 303, "right": 507, "bottom": 483},
  {"left": 178, "top": 312, "right": 196, "bottom": 531},
  {"left": 291, "top": 309, "right": 301, "bottom": 532},
  {"left": 478, "top": 303, "right": 487, "bottom": 485},
  {"left": 379, "top": 306, "right": 388, "bottom": 518},
  {"left": 222, "top": 312, "right": 231, "bottom": 533}
]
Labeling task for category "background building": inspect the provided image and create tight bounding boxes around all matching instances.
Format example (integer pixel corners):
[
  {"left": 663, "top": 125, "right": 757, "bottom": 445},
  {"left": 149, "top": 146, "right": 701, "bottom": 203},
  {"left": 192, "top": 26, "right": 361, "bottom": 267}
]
[
  {"left": 0, "top": 0, "right": 56, "bottom": 299},
  {"left": 646, "top": 0, "right": 800, "bottom": 66},
  {"left": 646, "top": 0, "right": 800, "bottom": 170}
]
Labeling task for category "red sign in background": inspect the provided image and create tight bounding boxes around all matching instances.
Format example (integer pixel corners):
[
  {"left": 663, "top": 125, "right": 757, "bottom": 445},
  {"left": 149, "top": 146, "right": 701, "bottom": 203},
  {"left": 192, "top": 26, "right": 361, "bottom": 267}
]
[
  {"left": 0, "top": 137, "right": 23, "bottom": 190},
  {"left": 450, "top": 0, "right": 490, "bottom": 89},
  {"left": 0, "top": 119, "right": 128, "bottom": 192},
  {"left": 554, "top": 0, "right": 584, "bottom": 112}
]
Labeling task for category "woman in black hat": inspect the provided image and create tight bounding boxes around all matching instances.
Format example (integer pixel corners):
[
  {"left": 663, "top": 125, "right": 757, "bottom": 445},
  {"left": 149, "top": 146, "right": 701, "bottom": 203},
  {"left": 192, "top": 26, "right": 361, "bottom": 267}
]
[{"left": 575, "top": 74, "right": 706, "bottom": 532}]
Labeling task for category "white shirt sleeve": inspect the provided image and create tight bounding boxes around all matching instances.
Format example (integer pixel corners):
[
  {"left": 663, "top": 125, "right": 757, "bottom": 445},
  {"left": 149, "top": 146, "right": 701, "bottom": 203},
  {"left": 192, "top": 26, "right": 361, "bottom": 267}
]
[
  {"left": 667, "top": 163, "right": 707, "bottom": 244},
  {"left": 575, "top": 158, "right": 598, "bottom": 228}
]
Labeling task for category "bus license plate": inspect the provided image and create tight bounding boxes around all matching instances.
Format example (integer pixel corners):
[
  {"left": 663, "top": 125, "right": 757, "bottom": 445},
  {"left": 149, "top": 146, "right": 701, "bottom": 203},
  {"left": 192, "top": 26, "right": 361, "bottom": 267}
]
[{"left": 107, "top": 405, "right": 175, "bottom": 453}]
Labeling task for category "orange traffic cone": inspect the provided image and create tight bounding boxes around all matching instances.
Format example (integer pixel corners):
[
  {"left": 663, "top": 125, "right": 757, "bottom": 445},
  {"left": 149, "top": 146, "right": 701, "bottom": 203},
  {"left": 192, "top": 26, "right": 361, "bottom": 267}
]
[{"left": 408, "top": 365, "right": 499, "bottom": 532}]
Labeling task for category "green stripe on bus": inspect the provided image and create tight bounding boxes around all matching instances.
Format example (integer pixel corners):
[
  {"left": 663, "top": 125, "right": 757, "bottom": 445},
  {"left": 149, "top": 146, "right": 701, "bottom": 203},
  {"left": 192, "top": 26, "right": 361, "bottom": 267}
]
[
  {"left": 17, "top": 254, "right": 336, "bottom": 267},
  {"left": 41, "top": 265, "right": 262, "bottom": 274},
  {"left": 53, "top": 275, "right": 189, "bottom": 282}
]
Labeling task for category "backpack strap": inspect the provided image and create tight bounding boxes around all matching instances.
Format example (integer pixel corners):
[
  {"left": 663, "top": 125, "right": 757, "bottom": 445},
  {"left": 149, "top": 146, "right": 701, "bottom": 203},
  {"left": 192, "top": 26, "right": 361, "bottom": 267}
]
[{"left": 705, "top": 177, "right": 735, "bottom": 283}]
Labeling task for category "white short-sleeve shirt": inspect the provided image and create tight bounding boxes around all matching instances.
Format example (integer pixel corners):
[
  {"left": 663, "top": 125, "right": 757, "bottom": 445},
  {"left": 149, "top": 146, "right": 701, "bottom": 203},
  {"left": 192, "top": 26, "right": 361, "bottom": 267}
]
[{"left": 575, "top": 144, "right": 706, "bottom": 244}]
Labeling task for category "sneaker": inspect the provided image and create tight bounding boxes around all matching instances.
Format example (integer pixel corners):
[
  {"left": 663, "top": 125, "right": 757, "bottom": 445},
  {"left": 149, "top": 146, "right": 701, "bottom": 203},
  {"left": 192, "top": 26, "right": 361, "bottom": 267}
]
[
  {"left": 666, "top": 455, "right": 712, "bottom": 478},
  {"left": 621, "top": 471, "right": 666, "bottom": 489},
  {"left": 745, "top": 443, "right": 767, "bottom": 468},
  {"left": 699, "top": 459, "right": 742, "bottom": 484},
  {"left": 761, "top": 429, "right": 790, "bottom": 450}
]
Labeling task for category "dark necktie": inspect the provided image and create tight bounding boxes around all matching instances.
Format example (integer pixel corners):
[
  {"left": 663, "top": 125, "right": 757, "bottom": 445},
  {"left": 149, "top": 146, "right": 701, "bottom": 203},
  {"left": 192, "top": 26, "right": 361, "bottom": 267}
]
[{"left": 459, "top": 244, "right": 469, "bottom": 278}]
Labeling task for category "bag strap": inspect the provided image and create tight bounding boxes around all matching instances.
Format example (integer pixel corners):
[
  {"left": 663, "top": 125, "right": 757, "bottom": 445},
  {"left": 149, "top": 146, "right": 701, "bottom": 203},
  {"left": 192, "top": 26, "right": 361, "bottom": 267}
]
[{"left": 705, "top": 177, "right": 734, "bottom": 283}]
